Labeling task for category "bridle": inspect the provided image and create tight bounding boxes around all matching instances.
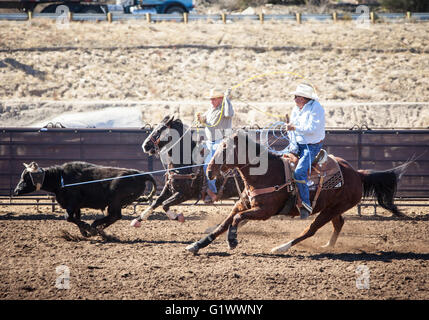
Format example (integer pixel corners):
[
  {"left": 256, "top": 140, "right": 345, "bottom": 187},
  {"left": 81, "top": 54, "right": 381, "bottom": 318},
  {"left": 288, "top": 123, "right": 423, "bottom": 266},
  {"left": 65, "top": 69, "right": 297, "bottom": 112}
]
[
  {"left": 149, "top": 134, "right": 161, "bottom": 155},
  {"left": 27, "top": 168, "right": 45, "bottom": 191}
]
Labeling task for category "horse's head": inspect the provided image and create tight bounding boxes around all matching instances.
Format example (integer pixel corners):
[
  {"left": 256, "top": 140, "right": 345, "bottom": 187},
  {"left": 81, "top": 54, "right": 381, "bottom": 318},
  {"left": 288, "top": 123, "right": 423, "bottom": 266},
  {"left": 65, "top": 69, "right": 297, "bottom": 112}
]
[
  {"left": 142, "top": 115, "right": 182, "bottom": 156},
  {"left": 14, "top": 162, "right": 45, "bottom": 196},
  {"left": 207, "top": 130, "right": 258, "bottom": 180}
]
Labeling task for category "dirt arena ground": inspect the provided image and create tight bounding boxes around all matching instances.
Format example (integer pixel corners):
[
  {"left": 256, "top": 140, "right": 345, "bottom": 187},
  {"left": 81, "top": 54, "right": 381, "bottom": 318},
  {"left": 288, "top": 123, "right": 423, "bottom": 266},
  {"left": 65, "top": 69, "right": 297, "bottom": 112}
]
[{"left": 0, "top": 202, "right": 428, "bottom": 300}]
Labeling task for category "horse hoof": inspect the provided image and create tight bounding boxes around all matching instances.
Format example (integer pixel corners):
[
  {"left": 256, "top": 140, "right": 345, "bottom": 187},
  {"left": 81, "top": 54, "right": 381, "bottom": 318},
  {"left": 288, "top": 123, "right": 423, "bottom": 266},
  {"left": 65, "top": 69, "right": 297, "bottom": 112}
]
[
  {"left": 185, "top": 242, "right": 199, "bottom": 254},
  {"left": 177, "top": 213, "right": 185, "bottom": 223},
  {"left": 228, "top": 239, "right": 238, "bottom": 250},
  {"left": 130, "top": 219, "right": 141, "bottom": 228},
  {"left": 271, "top": 241, "right": 293, "bottom": 254}
]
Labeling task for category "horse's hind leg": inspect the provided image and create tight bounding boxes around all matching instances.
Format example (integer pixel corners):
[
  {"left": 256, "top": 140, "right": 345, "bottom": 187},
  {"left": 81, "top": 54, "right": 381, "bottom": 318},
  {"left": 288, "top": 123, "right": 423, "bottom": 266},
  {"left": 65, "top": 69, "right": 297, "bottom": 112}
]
[
  {"left": 271, "top": 211, "right": 333, "bottom": 254},
  {"left": 321, "top": 214, "right": 344, "bottom": 248}
]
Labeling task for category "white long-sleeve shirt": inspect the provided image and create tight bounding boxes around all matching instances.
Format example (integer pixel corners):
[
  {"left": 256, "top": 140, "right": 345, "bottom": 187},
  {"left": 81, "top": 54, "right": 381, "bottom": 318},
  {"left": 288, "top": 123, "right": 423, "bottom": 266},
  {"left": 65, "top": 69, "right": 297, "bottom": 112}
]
[{"left": 290, "top": 99, "right": 325, "bottom": 144}]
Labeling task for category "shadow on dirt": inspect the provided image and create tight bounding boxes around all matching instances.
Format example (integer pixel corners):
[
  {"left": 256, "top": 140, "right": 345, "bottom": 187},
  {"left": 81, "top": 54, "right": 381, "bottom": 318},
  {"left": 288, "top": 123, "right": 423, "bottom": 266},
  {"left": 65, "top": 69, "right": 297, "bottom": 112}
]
[
  {"left": 0, "top": 212, "right": 104, "bottom": 221},
  {"left": 346, "top": 214, "right": 429, "bottom": 221},
  {"left": 58, "top": 230, "right": 192, "bottom": 245},
  {"left": 310, "top": 251, "right": 429, "bottom": 262},
  {"left": 244, "top": 251, "right": 429, "bottom": 262}
]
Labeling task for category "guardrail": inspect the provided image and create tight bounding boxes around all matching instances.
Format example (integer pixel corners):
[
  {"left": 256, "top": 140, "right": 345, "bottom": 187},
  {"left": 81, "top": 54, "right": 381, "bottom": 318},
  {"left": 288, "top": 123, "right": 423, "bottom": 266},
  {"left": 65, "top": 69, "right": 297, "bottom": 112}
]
[{"left": 0, "top": 12, "right": 429, "bottom": 23}]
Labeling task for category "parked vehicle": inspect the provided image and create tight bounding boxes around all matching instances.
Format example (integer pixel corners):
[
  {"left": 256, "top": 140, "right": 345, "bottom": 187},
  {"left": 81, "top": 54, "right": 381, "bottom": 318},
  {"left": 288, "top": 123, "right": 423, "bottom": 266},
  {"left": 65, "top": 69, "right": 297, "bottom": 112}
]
[{"left": 0, "top": 0, "right": 194, "bottom": 14}]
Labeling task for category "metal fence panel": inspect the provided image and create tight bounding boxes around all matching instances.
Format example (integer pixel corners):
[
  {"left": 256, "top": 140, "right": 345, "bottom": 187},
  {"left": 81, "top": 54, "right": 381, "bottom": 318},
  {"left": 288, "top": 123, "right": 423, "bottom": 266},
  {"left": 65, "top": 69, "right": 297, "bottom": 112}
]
[{"left": 1, "top": 128, "right": 428, "bottom": 200}]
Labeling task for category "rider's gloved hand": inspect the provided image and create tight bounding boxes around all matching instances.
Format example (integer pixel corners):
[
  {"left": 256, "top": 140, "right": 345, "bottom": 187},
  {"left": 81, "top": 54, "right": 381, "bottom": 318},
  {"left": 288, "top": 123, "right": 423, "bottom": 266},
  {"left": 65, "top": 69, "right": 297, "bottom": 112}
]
[{"left": 224, "top": 88, "right": 231, "bottom": 98}]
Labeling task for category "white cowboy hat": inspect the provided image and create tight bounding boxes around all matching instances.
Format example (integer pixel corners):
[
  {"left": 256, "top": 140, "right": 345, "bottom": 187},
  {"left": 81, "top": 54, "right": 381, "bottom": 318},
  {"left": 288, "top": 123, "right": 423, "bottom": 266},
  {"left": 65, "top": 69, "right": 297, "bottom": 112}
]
[
  {"left": 290, "top": 83, "right": 318, "bottom": 100},
  {"left": 208, "top": 88, "right": 224, "bottom": 99}
]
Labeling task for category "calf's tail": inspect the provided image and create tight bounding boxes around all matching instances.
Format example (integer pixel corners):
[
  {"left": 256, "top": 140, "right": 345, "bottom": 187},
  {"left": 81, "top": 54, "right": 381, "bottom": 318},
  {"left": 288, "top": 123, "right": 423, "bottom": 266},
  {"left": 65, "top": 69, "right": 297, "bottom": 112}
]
[
  {"left": 137, "top": 175, "right": 157, "bottom": 203},
  {"left": 358, "top": 161, "right": 412, "bottom": 217}
]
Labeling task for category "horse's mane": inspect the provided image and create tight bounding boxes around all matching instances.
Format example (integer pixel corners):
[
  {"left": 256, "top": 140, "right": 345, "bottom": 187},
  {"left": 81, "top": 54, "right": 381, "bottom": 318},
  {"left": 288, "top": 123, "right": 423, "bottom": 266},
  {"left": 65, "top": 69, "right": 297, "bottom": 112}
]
[
  {"left": 163, "top": 116, "right": 189, "bottom": 131},
  {"left": 235, "top": 130, "right": 282, "bottom": 160}
]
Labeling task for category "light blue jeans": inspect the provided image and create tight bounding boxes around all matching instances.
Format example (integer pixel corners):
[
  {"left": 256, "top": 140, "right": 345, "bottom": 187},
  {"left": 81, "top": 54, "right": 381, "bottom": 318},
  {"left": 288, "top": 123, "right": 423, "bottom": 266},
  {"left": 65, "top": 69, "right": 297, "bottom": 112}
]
[
  {"left": 203, "top": 140, "right": 221, "bottom": 194},
  {"left": 294, "top": 142, "right": 323, "bottom": 208}
]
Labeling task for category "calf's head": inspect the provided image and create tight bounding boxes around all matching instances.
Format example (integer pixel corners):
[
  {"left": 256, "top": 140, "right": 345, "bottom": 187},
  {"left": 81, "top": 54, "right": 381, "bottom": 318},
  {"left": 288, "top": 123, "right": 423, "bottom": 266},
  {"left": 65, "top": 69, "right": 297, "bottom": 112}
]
[{"left": 14, "top": 162, "right": 46, "bottom": 196}]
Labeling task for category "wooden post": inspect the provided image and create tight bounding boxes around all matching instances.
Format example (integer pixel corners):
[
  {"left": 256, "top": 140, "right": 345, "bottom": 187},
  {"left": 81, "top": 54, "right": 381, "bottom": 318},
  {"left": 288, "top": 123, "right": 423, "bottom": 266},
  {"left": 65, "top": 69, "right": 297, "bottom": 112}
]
[
  {"left": 296, "top": 12, "right": 301, "bottom": 24},
  {"left": 332, "top": 12, "right": 337, "bottom": 23},
  {"left": 370, "top": 11, "right": 375, "bottom": 23},
  {"left": 221, "top": 13, "right": 226, "bottom": 24},
  {"left": 28, "top": 11, "right": 32, "bottom": 21},
  {"left": 107, "top": 12, "right": 112, "bottom": 23},
  {"left": 68, "top": 11, "right": 72, "bottom": 22},
  {"left": 183, "top": 12, "right": 188, "bottom": 24},
  {"left": 259, "top": 13, "right": 264, "bottom": 24},
  {"left": 146, "top": 13, "right": 151, "bottom": 23},
  {"left": 406, "top": 11, "right": 411, "bottom": 20}
]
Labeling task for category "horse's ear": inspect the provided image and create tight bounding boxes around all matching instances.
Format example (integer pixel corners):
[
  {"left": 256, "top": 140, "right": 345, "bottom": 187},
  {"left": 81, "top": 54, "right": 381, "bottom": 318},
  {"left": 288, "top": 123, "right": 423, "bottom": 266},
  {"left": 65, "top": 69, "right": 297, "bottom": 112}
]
[
  {"left": 162, "top": 115, "right": 171, "bottom": 123},
  {"left": 165, "top": 115, "right": 174, "bottom": 126},
  {"left": 29, "top": 162, "right": 39, "bottom": 170}
]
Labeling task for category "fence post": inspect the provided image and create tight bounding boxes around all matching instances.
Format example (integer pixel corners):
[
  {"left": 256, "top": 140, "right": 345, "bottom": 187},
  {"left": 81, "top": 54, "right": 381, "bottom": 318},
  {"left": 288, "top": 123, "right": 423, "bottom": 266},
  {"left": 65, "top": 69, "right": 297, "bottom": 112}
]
[
  {"left": 370, "top": 11, "right": 375, "bottom": 23},
  {"left": 28, "top": 11, "right": 32, "bottom": 21},
  {"left": 183, "top": 12, "right": 188, "bottom": 24},
  {"left": 68, "top": 11, "right": 73, "bottom": 22},
  {"left": 107, "top": 12, "right": 112, "bottom": 23},
  {"left": 221, "top": 13, "right": 226, "bottom": 24},
  {"left": 259, "top": 13, "right": 264, "bottom": 24},
  {"left": 146, "top": 13, "right": 151, "bottom": 23},
  {"left": 296, "top": 12, "right": 301, "bottom": 24},
  {"left": 406, "top": 11, "right": 411, "bottom": 20},
  {"left": 332, "top": 11, "right": 337, "bottom": 23}
]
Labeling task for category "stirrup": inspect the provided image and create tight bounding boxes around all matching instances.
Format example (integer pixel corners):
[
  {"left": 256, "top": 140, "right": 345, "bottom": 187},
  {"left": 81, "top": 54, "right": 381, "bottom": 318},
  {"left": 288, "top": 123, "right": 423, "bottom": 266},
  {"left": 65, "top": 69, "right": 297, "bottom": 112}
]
[
  {"left": 300, "top": 203, "right": 312, "bottom": 219},
  {"left": 204, "top": 195, "right": 216, "bottom": 204},
  {"left": 299, "top": 208, "right": 309, "bottom": 220},
  {"left": 302, "top": 202, "right": 313, "bottom": 213}
]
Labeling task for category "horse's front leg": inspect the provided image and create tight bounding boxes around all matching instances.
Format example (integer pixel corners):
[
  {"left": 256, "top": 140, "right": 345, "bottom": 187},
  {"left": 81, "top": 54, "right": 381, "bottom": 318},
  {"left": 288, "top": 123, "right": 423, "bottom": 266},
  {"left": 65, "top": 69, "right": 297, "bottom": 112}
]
[
  {"left": 185, "top": 200, "right": 248, "bottom": 254},
  {"left": 130, "top": 183, "right": 172, "bottom": 227},
  {"left": 226, "top": 205, "right": 275, "bottom": 250}
]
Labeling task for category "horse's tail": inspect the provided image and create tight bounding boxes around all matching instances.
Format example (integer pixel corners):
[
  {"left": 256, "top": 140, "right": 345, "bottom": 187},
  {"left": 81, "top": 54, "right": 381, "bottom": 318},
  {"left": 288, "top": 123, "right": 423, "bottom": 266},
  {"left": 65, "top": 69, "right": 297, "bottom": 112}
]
[
  {"left": 137, "top": 174, "right": 157, "bottom": 203},
  {"left": 358, "top": 161, "right": 413, "bottom": 217}
]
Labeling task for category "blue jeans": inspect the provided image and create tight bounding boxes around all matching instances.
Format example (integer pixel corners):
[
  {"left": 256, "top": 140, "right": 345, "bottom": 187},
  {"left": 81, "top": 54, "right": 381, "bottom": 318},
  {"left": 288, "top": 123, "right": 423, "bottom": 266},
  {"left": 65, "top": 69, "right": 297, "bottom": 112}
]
[
  {"left": 294, "top": 143, "right": 323, "bottom": 208},
  {"left": 203, "top": 140, "right": 221, "bottom": 194}
]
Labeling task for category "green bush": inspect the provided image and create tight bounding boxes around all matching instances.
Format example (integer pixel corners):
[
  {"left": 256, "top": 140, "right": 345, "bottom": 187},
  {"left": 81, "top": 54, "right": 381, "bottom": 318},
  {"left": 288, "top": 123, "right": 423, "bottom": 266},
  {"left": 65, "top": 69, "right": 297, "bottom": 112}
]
[{"left": 380, "top": 0, "right": 429, "bottom": 12}]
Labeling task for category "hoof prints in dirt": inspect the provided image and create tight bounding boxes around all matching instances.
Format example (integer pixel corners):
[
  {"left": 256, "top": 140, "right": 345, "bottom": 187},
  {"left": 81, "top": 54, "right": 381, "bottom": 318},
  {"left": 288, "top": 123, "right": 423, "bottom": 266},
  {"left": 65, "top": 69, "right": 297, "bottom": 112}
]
[{"left": 58, "top": 229, "right": 120, "bottom": 243}]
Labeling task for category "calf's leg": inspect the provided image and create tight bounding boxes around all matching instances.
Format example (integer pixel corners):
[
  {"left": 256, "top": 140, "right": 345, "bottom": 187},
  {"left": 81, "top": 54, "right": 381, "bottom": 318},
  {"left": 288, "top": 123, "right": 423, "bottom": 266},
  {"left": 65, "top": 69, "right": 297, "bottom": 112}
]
[{"left": 66, "top": 208, "right": 96, "bottom": 237}]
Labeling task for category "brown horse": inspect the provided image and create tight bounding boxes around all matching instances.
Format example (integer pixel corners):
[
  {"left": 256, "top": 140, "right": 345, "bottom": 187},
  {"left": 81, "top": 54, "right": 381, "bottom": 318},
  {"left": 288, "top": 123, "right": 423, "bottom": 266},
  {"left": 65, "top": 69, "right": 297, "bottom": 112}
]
[{"left": 185, "top": 130, "right": 411, "bottom": 254}]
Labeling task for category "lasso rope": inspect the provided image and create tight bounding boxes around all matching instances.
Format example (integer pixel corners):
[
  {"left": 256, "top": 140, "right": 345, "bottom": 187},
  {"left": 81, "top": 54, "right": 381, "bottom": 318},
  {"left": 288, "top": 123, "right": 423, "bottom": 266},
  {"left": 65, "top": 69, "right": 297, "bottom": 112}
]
[{"left": 61, "top": 163, "right": 205, "bottom": 188}]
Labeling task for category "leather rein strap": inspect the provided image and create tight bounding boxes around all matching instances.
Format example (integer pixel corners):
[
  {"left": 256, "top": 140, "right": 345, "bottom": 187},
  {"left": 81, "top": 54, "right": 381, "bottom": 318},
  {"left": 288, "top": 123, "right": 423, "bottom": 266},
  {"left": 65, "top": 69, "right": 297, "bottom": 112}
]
[{"left": 245, "top": 157, "right": 294, "bottom": 200}]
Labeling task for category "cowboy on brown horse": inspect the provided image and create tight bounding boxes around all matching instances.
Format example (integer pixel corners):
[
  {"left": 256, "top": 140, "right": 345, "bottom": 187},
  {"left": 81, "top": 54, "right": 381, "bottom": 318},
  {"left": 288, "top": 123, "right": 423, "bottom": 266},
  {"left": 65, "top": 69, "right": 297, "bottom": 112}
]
[{"left": 285, "top": 83, "right": 325, "bottom": 219}]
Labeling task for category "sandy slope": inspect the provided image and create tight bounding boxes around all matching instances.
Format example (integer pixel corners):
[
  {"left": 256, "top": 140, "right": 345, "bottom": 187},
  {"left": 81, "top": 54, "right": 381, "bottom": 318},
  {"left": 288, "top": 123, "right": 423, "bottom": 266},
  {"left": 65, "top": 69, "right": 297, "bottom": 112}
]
[{"left": 0, "top": 19, "right": 428, "bottom": 128}]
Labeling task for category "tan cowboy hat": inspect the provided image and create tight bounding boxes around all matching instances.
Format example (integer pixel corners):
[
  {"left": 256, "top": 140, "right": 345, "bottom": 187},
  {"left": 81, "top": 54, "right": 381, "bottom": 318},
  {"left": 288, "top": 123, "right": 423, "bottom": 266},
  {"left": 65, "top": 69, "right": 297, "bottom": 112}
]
[
  {"left": 208, "top": 88, "right": 224, "bottom": 99},
  {"left": 290, "top": 83, "right": 318, "bottom": 100}
]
